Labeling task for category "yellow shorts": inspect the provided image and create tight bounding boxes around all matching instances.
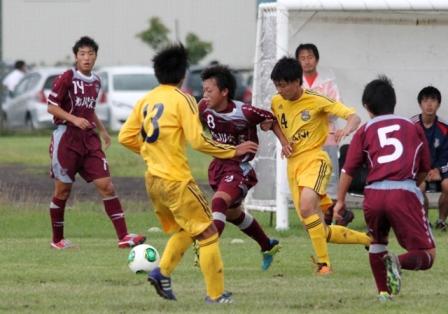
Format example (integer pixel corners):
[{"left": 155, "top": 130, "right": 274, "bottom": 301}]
[
  {"left": 287, "top": 150, "right": 333, "bottom": 214},
  {"left": 145, "top": 172, "right": 212, "bottom": 237}
]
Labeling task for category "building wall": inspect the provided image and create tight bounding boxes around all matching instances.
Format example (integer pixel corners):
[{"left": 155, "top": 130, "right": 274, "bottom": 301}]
[{"left": 4, "top": 0, "right": 257, "bottom": 68}]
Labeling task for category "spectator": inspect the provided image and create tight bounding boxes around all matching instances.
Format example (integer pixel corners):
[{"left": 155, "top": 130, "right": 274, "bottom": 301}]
[
  {"left": 411, "top": 86, "right": 448, "bottom": 231},
  {"left": 3, "top": 60, "right": 27, "bottom": 95}
]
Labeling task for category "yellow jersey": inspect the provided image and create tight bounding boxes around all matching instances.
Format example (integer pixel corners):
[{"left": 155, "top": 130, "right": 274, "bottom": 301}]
[
  {"left": 119, "top": 84, "right": 236, "bottom": 181},
  {"left": 271, "top": 89, "right": 355, "bottom": 158}
]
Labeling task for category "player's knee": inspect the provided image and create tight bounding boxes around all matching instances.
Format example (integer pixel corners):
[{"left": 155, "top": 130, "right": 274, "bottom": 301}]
[
  {"left": 226, "top": 206, "right": 242, "bottom": 220},
  {"left": 212, "top": 197, "right": 228, "bottom": 213},
  {"left": 195, "top": 223, "right": 218, "bottom": 241},
  {"left": 54, "top": 186, "right": 71, "bottom": 200},
  {"left": 97, "top": 180, "right": 116, "bottom": 197}
]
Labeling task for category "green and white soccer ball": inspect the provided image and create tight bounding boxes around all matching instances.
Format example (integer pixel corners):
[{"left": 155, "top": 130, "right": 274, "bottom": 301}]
[{"left": 128, "top": 244, "right": 160, "bottom": 273}]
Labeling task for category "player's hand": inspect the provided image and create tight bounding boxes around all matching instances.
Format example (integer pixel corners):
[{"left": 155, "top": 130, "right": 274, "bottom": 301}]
[
  {"left": 260, "top": 119, "right": 274, "bottom": 131},
  {"left": 99, "top": 130, "right": 112, "bottom": 150},
  {"left": 334, "top": 128, "right": 350, "bottom": 144},
  {"left": 281, "top": 142, "right": 293, "bottom": 158},
  {"left": 235, "top": 141, "right": 258, "bottom": 156},
  {"left": 427, "top": 168, "right": 441, "bottom": 181},
  {"left": 332, "top": 200, "right": 345, "bottom": 224},
  {"left": 72, "top": 117, "right": 92, "bottom": 130}
]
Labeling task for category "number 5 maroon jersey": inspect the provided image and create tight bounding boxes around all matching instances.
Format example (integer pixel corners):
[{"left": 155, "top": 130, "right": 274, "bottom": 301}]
[{"left": 342, "top": 114, "right": 431, "bottom": 184}]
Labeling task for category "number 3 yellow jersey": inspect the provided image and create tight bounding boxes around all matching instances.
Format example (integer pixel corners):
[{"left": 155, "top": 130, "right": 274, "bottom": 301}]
[
  {"left": 271, "top": 89, "right": 355, "bottom": 158},
  {"left": 119, "top": 84, "right": 236, "bottom": 181}
]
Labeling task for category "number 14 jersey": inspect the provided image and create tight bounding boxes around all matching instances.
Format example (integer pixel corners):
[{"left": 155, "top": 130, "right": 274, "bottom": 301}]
[{"left": 343, "top": 114, "right": 431, "bottom": 184}]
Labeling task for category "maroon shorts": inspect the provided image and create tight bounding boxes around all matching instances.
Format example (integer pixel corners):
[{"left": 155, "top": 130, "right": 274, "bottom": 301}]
[
  {"left": 208, "top": 159, "right": 257, "bottom": 208},
  {"left": 363, "top": 186, "right": 435, "bottom": 251},
  {"left": 49, "top": 125, "right": 110, "bottom": 183}
]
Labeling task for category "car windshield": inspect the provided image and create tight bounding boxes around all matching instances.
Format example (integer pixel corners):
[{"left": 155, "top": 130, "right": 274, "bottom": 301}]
[{"left": 113, "top": 74, "right": 157, "bottom": 91}]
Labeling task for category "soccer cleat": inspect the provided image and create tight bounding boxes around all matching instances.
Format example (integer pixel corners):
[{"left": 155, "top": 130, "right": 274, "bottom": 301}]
[
  {"left": 311, "top": 256, "right": 332, "bottom": 276},
  {"left": 147, "top": 267, "right": 176, "bottom": 301},
  {"left": 384, "top": 253, "right": 401, "bottom": 295},
  {"left": 261, "top": 239, "right": 281, "bottom": 271},
  {"left": 205, "top": 291, "right": 233, "bottom": 304},
  {"left": 434, "top": 219, "right": 447, "bottom": 232},
  {"left": 50, "top": 239, "right": 79, "bottom": 250},
  {"left": 118, "top": 233, "right": 146, "bottom": 248},
  {"left": 377, "top": 291, "right": 393, "bottom": 303}
]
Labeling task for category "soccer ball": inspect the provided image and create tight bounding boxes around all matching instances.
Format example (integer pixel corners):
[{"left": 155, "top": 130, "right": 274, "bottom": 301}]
[{"left": 127, "top": 244, "right": 160, "bottom": 273}]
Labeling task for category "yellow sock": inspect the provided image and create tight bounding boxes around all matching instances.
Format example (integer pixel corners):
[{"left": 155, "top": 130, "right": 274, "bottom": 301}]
[
  {"left": 198, "top": 233, "right": 224, "bottom": 300},
  {"left": 303, "top": 214, "right": 330, "bottom": 266},
  {"left": 159, "top": 230, "right": 193, "bottom": 276},
  {"left": 327, "top": 225, "right": 372, "bottom": 246}
]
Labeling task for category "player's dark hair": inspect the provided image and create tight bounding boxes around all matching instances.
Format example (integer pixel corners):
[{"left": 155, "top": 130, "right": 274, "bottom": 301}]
[
  {"left": 14, "top": 60, "right": 26, "bottom": 70},
  {"left": 270, "top": 57, "right": 303, "bottom": 84},
  {"left": 153, "top": 44, "right": 188, "bottom": 85},
  {"left": 362, "top": 75, "right": 396, "bottom": 116},
  {"left": 201, "top": 65, "right": 236, "bottom": 100},
  {"left": 295, "top": 43, "right": 320, "bottom": 61},
  {"left": 417, "top": 86, "right": 441, "bottom": 105},
  {"left": 72, "top": 36, "right": 99, "bottom": 55}
]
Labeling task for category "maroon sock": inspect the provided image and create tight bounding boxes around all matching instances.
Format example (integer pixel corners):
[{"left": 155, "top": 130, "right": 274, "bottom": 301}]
[
  {"left": 399, "top": 250, "right": 433, "bottom": 270},
  {"left": 103, "top": 197, "right": 128, "bottom": 240},
  {"left": 228, "top": 212, "right": 270, "bottom": 251},
  {"left": 369, "top": 252, "right": 389, "bottom": 293},
  {"left": 212, "top": 198, "right": 227, "bottom": 236},
  {"left": 50, "top": 197, "right": 66, "bottom": 243}
]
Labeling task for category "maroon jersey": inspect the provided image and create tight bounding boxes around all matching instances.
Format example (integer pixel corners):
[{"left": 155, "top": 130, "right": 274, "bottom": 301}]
[
  {"left": 48, "top": 68, "right": 101, "bottom": 126},
  {"left": 199, "top": 99, "right": 274, "bottom": 162},
  {"left": 343, "top": 114, "right": 431, "bottom": 184}
]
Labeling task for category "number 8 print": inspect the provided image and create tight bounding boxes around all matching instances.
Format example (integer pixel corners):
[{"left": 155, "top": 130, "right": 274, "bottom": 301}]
[{"left": 140, "top": 103, "right": 164, "bottom": 143}]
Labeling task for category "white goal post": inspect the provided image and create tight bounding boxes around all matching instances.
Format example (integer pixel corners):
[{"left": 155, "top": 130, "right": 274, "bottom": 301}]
[{"left": 245, "top": 0, "right": 448, "bottom": 230}]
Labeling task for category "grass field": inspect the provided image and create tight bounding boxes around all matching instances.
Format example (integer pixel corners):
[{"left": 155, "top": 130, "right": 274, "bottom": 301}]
[
  {"left": 1, "top": 134, "right": 448, "bottom": 313},
  {"left": 0, "top": 134, "right": 211, "bottom": 181},
  {"left": 0, "top": 202, "right": 447, "bottom": 314}
]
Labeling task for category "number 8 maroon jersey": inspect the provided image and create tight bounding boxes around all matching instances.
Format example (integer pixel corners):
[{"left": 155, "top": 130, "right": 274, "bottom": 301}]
[{"left": 342, "top": 115, "right": 431, "bottom": 184}]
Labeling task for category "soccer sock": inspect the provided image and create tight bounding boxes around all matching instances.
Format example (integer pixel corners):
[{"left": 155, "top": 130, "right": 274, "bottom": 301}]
[
  {"left": 398, "top": 250, "right": 434, "bottom": 270},
  {"left": 198, "top": 233, "right": 224, "bottom": 300},
  {"left": 159, "top": 230, "right": 193, "bottom": 276},
  {"left": 228, "top": 211, "right": 271, "bottom": 251},
  {"left": 369, "top": 245, "right": 388, "bottom": 293},
  {"left": 103, "top": 197, "right": 128, "bottom": 240},
  {"left": 50, "top": 197, "right": 66, "bottom": 243},
  {"left": 327, "top": 225, "right": 372, "bottom": 246},
  {"left": 212, "top": 198, "right": 227, "bottom": 236},
  {"left": 303, "top": 214, "right": 330, "bottom": 266}
]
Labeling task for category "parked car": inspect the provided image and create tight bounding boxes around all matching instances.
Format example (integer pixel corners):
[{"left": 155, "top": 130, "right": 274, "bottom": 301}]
[
  {"left": 181, "top": 65, "right": 252, "bottom": 104},
  {"left": 97, "top": 66, "right": 158, "bottom": 131},
  {"left": 2, "top": 67, "right": 66, "bottom": 130}
]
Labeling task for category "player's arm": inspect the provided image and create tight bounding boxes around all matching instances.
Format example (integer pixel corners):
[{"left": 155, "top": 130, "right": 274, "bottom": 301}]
[
  {"left": 182, "top": 97, "right": 257, "bottom": 158},
  {"left": 324, "top": 101, "right": 360, "bottom": 143},
  {"left": 334, "top": 113, "right": 361, "bottom": 144},
  {"left": 93, "top": 113, "right": 111, "bottom": 150},
  {"left": 244, "top": 104, "right": 292, "bottom": 157},
  {"left": 333, "top": 128, "right": 364, "bottom": 221},
  {"left": 118, "top": 99, "right": 144, "bottom": 154},
  {"left": 417, "top": 127, "right": 432, "bottom": 185}
]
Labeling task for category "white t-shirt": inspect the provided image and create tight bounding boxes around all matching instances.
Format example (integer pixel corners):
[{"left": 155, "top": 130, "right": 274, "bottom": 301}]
[{"left": 3, "top": 69, "right": 25, "bottom": 92}]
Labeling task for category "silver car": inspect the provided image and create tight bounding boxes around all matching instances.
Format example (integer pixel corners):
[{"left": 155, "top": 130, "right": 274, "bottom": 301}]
[
  {"left": 2, "top": 67, "right": 66, "bottom": 129},
  {"left": 97, "top": 66, "right": 158, "bottom": 131}
]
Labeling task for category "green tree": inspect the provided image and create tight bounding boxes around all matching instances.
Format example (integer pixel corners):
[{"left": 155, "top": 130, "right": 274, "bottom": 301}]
[
  {"left": 136, "top": 17, "right": 213, "bottom": 65},
  {"left": 136, "top": 17, "right": 170, "bottom": 50},
  {"left": 185, "top": 33, "right": 213, "bottom": 65}
]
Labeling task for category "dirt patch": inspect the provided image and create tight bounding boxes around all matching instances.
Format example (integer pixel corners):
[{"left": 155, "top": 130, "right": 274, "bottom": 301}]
[{"left": 0, "top": 164, "right": 213, "bottom": 204}]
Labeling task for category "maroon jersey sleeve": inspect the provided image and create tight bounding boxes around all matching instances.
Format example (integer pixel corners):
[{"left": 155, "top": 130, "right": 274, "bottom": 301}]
[
  {"left": 342, "top": 125, "right": 366, "bottom": 177},
  {"left": 242, "top": 104, "right": 275, "bottom": 126},
  {"left": 198, "top": 99, "right": 208, "bottom": 125},
  {"left": 48, "top": 70, "right": 72, "bottom": 107}
]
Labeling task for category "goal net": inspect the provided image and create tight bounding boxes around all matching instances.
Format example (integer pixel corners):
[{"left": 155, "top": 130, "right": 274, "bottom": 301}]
[{"left": 245, "top": 0, "right": 448, "bottom": 230}]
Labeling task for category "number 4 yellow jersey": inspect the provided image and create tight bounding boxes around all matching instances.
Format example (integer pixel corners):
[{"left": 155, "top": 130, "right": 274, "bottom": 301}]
[
  {"left": 119, "top": 84, "right": 236, "bottom": 181},
  {"left": 271, "top": 89, "right": 355, "bottom": 158}
]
